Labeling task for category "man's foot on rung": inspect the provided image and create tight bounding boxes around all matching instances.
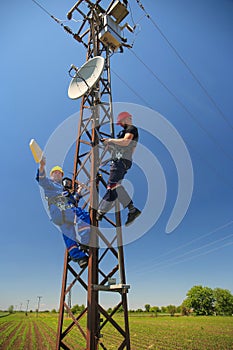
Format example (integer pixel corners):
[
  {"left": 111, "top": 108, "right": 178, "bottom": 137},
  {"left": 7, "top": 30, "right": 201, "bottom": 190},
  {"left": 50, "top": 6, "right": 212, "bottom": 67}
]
[
  {"left": 96, "top": 211, "right": 105, "bottom": 221},
  {"left": 125, "top": 208, "right": 141, "bottom": 226},
  {"left": 77, "top": 256, "right": 89, "bottom": 269}
]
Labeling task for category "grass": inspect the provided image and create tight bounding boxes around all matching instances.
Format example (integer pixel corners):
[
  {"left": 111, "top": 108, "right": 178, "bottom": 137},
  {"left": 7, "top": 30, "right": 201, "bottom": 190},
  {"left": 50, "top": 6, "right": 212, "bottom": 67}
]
[
  {"left": 127, "top": 315, "right": 233, "bottom": 349},
  {"left": 0, "top": 313, "right": 232, "bottom": 349}
]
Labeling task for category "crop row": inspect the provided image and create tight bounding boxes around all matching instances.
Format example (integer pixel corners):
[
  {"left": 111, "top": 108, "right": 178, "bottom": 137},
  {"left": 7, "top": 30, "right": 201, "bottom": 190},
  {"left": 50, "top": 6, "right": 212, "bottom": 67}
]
[{"left": 0, "top": 313, "right": 233, "bottom": 349}]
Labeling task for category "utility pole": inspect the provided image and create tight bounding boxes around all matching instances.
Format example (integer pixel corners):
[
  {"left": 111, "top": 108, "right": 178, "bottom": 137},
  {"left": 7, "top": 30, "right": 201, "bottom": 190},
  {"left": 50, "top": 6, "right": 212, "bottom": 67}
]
[
  {"left": 66, "top": 284, "right": 72, "bottom": 317},
  {"left": 67, "top": 288, "right": 72, "bottom": 310},
  {"left": 25, "top": 300, "right": 30, "bottom": 316},
  {"left": 37, "top": 296, "right": 42, "bottom": 317},
  {"left": 56, "top": 1, "right": 132, "bottom": 349}
]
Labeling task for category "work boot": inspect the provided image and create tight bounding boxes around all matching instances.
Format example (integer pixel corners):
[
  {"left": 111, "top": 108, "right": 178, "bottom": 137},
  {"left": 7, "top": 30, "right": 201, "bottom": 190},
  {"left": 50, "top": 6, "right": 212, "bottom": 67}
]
[
  {"left": 80, "top": 244, "right": 89, "bottom": 253},
  {"left": 77, "top": 256, "right": 89, "bottom": 269},
  {"left": 125, "top": 208, "right": 141, "bottom": 226}
]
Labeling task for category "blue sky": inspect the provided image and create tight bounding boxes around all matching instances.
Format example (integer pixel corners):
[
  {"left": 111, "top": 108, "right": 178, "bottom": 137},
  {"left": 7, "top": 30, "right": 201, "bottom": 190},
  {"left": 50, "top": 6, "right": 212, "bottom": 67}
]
[{"left": 0, "top": 0, "right": 233, "bottom": 312}]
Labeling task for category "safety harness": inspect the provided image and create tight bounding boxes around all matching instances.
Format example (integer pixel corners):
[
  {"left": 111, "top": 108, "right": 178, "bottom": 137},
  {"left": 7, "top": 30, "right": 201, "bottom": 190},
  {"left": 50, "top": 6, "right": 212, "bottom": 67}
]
[{"left": 47, "top": 195, "right": 74, "bottom": 211}]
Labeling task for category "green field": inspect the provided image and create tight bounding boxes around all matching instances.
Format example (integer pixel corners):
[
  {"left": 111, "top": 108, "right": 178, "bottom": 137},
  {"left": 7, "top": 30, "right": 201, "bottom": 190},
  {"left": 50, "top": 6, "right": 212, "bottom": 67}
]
[{"left": 0, "top": 313, "right": 233, "bottom": 349}]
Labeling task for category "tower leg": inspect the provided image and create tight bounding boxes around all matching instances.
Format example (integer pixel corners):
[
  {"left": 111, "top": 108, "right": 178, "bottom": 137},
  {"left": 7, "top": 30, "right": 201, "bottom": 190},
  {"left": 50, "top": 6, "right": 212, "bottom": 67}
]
[
  {"left": 56, "top": 250, "right": 69, "bottom": 350},
  {"left": 87, "top": 247, "right": 99, "bottom": 349}
]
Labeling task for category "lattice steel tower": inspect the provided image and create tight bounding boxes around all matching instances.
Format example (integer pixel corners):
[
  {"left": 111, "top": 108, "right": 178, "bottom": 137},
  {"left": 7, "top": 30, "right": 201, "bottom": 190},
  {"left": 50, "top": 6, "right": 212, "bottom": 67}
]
[{"left": 56, "top": 1, "right": 132, "bottom": 349}]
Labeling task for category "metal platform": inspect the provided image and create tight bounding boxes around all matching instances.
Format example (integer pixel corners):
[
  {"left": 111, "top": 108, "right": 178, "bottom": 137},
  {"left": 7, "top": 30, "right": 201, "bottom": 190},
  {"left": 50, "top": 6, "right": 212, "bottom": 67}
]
[{"left": 92, "top": 283, "right": 130, "bottom": 292}]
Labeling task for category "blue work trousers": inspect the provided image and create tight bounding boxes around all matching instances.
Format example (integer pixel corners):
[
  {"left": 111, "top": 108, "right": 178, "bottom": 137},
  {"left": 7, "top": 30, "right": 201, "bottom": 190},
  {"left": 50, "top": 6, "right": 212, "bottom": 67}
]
[{"left": 50, "top": 204, "right": 90, "bottom": 261}]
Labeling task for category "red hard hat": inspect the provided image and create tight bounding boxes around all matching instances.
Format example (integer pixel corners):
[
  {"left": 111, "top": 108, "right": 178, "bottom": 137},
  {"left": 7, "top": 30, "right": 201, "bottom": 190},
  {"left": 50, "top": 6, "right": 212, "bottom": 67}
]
[{"left": 116, "top": 111, "right": 132, "bottom": 125}]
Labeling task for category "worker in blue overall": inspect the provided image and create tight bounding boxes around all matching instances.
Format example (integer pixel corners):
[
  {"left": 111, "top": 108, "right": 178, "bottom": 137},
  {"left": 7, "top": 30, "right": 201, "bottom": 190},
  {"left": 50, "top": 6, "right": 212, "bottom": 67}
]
[
  {"left": 36, "top": 157, "right": 89, "bottom": 269},
  {"left": 96, "top": 111, "right": 141, "bottom": 226}
]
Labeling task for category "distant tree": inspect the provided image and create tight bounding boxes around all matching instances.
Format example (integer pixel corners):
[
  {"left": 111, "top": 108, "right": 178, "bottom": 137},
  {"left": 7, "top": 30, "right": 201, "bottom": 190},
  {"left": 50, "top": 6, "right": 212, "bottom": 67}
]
[
  {"left": 136, "top": 308, "right": 143, "bottom": 313},
  {"left": 161, "top": 306, "right": 167, "bottom": 313},
  {"left": 8, "top": 305, "right": 14, "bottom": 314},
  {"left": 71, "top": 304, "right": 83, "bottom": 314},
  {"left": 214, "top": 288, "right": 233, "bottom": 316},
  {"left": 117, "top": 305, "right": 124, "bottom": 313},
  {"left": 167, "top": 305, "right": 176, "bottom": 316},
  {"left": 51, "top": 309, "right": 57, "bottom": 314},
  {"left": 181, "top": 300, "right": 191, "bottom": 316},
  {"left": 107, "top": 308, "right": 112, "bottom": 314},
  {"left": 151, "top": 306, "right": 160, "bottom": 313},
  {"left": 144, "top": 304, "right": 151, "bottom": 312},
  {"left": 185, "top": 285, "right": 215, "bottom": 315}
]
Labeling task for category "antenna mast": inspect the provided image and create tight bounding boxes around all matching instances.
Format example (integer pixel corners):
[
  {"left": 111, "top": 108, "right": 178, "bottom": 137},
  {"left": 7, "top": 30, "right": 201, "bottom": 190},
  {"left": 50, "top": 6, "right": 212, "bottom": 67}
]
[{"left": 56, "top": 1, "right": 131, "bottom": 349}]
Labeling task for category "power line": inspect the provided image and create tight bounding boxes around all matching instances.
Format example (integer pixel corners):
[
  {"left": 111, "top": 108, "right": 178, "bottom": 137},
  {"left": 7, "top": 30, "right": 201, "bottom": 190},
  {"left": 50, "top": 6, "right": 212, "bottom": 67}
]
[
  {"left": 154, "top": 221, "right": 233, "bottom": 264},
  {"left": 135, "top": 0, "right": 233, "bottom": 131},
  {"left": 31, "top": 0, "right": 86, "bottom": 45},
  {"left": 153, "top": 232, "right": 233, "bottom": 269},
  {"left": 149, "top": 240, "right": 233, "bottom": 274},
  {"left": 154, "top": 239, "right": 233, "bottom": 273},
  {"left": 129, "top": 220, "right": 233, "bottom": 273},
  {"left": 32, "top": 0, "right": 53, "bottom": 17},
  {"left": 111, "top": 64, "right": 233, "bottom": 190},
  {"left": 111, "top": 68, "right": 152, "bottom": 108},
  {"left": 135, "top": 231, "right": 233, "bottom": 275},
  {"left": 129, "top": 49, "right": 233, "bottom": 164}
]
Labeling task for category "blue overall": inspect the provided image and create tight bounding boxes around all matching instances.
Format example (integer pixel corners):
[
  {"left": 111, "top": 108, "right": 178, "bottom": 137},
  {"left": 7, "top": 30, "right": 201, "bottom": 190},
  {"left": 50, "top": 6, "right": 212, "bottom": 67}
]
[{"left": 36, "top": 170, "right": 90, "bottom": 261}]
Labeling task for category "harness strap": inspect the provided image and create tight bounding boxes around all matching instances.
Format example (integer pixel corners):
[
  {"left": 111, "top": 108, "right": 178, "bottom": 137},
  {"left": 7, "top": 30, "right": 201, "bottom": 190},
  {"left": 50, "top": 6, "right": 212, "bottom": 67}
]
[{"left": 47, "top": 195, "right": 74, "bottom": 211}]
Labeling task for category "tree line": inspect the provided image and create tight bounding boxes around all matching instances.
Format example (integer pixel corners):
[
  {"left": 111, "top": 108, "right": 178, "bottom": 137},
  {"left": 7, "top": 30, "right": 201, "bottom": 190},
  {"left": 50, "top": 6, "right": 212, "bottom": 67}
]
[
  {"left": 69, "top": 286, "right": 233, "bottom": 317},
  {"left": 143, "top": 286, "right": 233, "bottom": 316},
  {"left": 5, "top": 285, "right": 233, "bottom": 316}
]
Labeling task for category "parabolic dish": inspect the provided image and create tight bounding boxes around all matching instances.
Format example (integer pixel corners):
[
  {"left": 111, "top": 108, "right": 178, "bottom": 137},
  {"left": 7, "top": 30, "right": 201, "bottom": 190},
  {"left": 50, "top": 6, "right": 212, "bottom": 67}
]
[{"left": 68, "top": 56, "right": 105, "bottom": 99}]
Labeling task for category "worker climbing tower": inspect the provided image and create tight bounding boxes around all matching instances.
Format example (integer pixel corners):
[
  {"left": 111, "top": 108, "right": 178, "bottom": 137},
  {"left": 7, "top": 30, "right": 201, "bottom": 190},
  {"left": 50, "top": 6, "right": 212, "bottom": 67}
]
[{"left": 56, "top": 1, "right": 132, "bottom": 349}]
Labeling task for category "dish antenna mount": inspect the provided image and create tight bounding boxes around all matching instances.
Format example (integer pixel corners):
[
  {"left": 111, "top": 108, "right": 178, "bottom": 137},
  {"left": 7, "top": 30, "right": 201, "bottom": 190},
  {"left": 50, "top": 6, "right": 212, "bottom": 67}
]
[{"left": 68, "top": 56, "right": 105, "bottom": 99}]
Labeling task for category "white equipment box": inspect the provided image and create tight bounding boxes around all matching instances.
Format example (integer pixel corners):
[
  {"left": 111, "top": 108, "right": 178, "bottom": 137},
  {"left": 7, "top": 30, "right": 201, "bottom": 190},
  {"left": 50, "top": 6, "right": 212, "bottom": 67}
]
[{"left": 99, "top": 15, "right": 122, "bottom": 51}]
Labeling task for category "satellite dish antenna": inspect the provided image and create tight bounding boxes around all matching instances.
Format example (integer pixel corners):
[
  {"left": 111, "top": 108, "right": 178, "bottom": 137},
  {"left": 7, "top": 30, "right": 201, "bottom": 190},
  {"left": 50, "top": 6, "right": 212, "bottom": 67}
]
[{"left": 68, "top": 56, "right": 105, "bottom": 100}]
